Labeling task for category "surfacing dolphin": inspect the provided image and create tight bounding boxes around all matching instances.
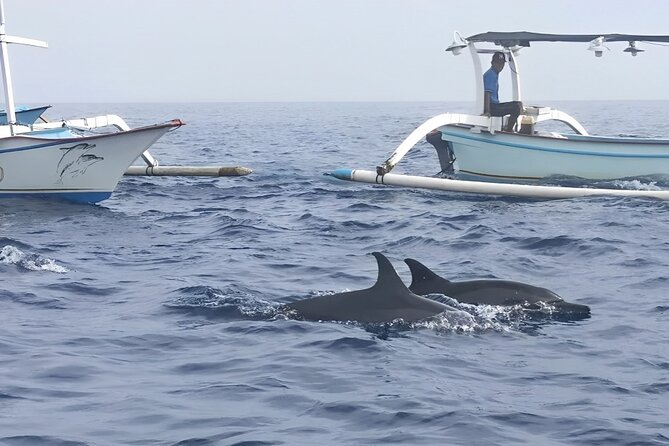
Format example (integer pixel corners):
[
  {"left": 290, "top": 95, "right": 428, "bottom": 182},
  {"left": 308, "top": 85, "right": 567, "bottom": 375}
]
[
  {"left": 404, "top": 258, "right": 590, "bottom": 318},
  {"left": 286, "top": 252, "right": 454, "bottom": 323}
]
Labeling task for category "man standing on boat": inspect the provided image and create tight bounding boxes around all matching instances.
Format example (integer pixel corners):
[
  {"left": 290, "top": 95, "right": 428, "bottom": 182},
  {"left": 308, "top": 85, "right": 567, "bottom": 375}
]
[{"left": 483, "top": 52, "right": 523, "bottom": 132}]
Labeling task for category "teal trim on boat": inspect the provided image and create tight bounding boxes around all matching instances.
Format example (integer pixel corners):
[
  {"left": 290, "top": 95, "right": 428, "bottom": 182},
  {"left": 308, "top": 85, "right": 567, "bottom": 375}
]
[{"left": 0, "top": 105, "right": 50, "bottom": 125}]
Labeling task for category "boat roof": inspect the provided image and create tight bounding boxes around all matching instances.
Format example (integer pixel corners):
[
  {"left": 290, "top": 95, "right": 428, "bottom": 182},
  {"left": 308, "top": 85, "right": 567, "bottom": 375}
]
[{"left": 466, "top": 32, "right": 669, "bottom": 47}]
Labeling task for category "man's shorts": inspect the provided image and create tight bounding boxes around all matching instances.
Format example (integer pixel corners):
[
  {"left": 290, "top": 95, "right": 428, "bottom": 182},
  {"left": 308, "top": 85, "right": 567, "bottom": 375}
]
[{"left": 490, "top": 101, "right": 523, "bottom": 117}]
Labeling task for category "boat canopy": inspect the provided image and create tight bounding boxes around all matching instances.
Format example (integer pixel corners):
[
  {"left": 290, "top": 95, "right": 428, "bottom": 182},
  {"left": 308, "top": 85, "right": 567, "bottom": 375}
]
[{"left": 466, "top": 32, "right": 669, "bottom": 47}]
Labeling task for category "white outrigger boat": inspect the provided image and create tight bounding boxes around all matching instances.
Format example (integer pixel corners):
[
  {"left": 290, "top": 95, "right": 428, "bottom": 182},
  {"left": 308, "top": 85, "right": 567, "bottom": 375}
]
[
  {"left": 0, "top": 1, "right": 250, "bottom": 204},
  {"left": 333, "top": 32, "right": 669, "bottom": 200}
]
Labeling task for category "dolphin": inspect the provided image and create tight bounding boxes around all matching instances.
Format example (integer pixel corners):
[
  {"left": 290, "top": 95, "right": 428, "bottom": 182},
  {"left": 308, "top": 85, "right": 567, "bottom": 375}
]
[
  {"left": 286, "top": 252, "right": 454, "bottom": 323},
  {"left": 404, "top": 258, "right": 590, "bottom": 318}
]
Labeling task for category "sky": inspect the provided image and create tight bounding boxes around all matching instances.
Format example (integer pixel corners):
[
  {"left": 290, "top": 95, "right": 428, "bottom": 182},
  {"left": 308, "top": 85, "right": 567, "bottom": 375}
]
[{"left": 3, "top": 0, "right": 669, "bottom": 103}]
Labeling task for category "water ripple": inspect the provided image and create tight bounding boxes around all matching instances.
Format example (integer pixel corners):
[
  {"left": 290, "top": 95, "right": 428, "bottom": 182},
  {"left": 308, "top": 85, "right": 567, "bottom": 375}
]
[{"left": 3, "top": 102, "right": 669, "bottom": 445}]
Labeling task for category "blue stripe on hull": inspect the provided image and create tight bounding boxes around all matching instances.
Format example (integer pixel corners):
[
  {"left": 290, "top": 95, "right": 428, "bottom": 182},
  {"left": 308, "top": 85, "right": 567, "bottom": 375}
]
[
  {"left": 0, "top": 137, "right": 81, "bottom": 154},
  {"left": 0, "top": 191, "right": 112, "bottom": 204}
]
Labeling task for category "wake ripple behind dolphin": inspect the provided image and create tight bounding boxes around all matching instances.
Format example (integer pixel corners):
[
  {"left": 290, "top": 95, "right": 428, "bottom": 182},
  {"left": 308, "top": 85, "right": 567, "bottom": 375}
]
[{"left": 286, "top": 252, "right": 454, "bottom": 323}]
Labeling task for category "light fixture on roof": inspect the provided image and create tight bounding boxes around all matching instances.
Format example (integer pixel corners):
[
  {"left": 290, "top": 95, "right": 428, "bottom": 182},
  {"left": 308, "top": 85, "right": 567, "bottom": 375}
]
[
  {"left": 587, "top": 36, "right": 609, "bottom": 57},
  {"left": 446, "top": 31, "right": 468, "bottom": 55},
  {"left": 623, "top": 41, "right": 644, "bottom": 56}
]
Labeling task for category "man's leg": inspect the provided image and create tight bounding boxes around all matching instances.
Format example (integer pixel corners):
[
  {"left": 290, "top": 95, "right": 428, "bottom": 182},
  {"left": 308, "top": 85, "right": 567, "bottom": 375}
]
[
  {"left": 491, "top": 101, "right": 524, "bottom": 132},
  {"left": 506, "top": 102, "right": 521, "bottom": 132}
]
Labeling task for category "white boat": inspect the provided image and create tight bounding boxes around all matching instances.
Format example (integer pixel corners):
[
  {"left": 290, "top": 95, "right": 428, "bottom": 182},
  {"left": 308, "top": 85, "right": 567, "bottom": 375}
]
[
  {"left": 333, "top": 32, "right": 669, "bottom": 200},
  {"left": 0, "top": 1, "right": 249, "bottom": 204},
  {"left": 0, "top": 119, "right": 183, "bottom": 203}
]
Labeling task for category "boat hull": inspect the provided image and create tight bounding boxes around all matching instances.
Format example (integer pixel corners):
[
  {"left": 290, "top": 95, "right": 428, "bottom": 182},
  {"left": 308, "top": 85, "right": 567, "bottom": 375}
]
[
  {"left": 0, "top": 105, "right": 50, "bottom": 125},
  {"left": 0, "top": 121, "right": 181, "bottom": 203},
  {"left": 439, "top": 125, "right": 669, "bottom": 180}
]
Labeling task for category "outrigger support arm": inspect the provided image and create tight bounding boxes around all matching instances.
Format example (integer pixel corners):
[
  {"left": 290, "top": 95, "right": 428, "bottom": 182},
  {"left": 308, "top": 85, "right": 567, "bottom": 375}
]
[
  {"left": 527, "top": 107, "right": 589, "bottom": 135},
  {"left": 376, "top": 113, "right": 492, "bottom": 175}
]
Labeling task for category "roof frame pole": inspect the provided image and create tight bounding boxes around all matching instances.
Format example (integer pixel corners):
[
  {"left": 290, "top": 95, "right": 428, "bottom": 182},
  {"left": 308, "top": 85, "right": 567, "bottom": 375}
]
[
  {"left": 468, "top": 43, "right": 484, "bottom": 113},
  {"left": 0, "top": 0, "right": 17, "bottom": 134},
  {"left": 507, "top": 48, "right": 522, "bottom": 102}
]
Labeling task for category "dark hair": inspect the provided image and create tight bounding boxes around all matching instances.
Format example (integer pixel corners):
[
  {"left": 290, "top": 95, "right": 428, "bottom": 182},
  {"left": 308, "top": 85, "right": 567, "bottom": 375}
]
[{"left": 492, "top": 51, "right": 506, "bottom": 63}]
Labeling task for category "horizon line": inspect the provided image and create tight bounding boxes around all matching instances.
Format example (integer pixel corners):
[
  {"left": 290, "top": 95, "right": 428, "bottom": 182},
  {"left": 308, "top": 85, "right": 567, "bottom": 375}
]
[{"left": 7, "top": 99, "right": 669, "bottom": 105}]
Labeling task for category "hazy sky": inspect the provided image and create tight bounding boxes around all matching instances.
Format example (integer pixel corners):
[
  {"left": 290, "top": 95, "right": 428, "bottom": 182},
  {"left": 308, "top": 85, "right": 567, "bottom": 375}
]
[{"left": 4, "top": 0, "right": 669, "bottom": 103}]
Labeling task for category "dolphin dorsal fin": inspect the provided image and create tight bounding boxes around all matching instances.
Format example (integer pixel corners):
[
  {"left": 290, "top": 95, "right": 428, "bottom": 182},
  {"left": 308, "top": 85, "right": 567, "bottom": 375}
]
[
  {"left": 404, "top": 258, "right": 446, "bottom": 289},
  {"left": 371, "top": 252, "right": 410, "bottom": 292}
]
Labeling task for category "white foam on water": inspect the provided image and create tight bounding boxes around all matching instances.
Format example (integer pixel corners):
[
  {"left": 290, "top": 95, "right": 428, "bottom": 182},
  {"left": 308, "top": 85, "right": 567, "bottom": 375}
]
[
  {"left": 612, "top": 179, "right": 663, "bottom": 191},
  {"left": 0, "top": 245, "right": 69, "bottom": 273},
  {"left": 23, "top": 257, "right": 69, "bottom": 273},
  {"left": 419, "top": 305, "right": 509, "bottom": 333},
  {"left": 0, "top": 245, "right": 23, "bottom": 264}
]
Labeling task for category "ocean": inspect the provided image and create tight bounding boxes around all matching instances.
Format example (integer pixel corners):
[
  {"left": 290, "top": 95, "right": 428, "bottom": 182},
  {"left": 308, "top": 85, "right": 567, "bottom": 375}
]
[{"left": 1, "top": 101, "right": 668, "bottom": 445}]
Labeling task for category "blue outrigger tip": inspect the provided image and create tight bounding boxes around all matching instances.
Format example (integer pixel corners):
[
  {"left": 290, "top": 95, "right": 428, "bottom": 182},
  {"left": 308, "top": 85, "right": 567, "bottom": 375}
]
[{"left": 331, "top": 168, "right": 354, "bottom": 180}]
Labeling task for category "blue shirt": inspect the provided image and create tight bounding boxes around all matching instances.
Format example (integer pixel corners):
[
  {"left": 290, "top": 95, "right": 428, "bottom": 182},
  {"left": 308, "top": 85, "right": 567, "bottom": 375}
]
[{"left": 483, "top": 67, "right": 499, "bottom": 104}]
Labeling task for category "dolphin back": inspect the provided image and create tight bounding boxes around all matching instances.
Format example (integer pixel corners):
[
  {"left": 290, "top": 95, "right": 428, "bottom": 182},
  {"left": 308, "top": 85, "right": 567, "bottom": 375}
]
[
  {"left": 287, "top": 252, "right": 451, "bottom": 323},
  {"left": 404, "top": 258, "right": 590, "bottom": 319}
]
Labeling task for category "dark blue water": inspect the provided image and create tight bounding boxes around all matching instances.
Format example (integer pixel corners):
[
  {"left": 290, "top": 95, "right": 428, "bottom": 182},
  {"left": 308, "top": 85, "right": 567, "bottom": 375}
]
[{"left": 1, "top": 102, "right": 668, "bottom": 445}]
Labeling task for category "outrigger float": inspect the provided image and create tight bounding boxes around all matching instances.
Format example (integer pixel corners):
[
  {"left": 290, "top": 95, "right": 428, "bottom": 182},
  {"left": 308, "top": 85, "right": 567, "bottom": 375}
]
[
  {"left": 0, "top": 0, "right": 251, "bottom": 204},
  {"left": 332, "top": 32, "right": 669, "bottom": 200}
]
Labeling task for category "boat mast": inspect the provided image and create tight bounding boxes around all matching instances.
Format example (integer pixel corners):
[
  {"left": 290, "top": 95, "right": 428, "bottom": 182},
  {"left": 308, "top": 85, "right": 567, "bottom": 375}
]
[
  {"left": 0, "top": 0, "right": 17, "bottom": 131},
  {"left": 0, "top": 0, "right": 47, "bottom": 135},
  {"left": 508, "top": 49, "right": 522, "bottom": 102},
  {"left": 468, "top": 43, "right": 484, "bottom": 113}
]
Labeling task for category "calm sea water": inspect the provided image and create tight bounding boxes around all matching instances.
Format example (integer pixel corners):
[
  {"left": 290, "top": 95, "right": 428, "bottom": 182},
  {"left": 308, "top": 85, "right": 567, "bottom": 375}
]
[{"left": 1, "top": 102, "right": 668, "bottom": 445}]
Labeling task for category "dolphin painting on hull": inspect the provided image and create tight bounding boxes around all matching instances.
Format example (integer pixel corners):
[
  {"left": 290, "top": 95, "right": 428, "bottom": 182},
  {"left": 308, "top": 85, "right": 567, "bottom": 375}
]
[
  {"left": 286, "top": 252, "right": 454, "bottom": 323},
  {"left": 56, "top": 142, "right": 104, "bottom": 182},
  {"left": 404, "top": 258, "right": 590, "bottom": 318}
]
